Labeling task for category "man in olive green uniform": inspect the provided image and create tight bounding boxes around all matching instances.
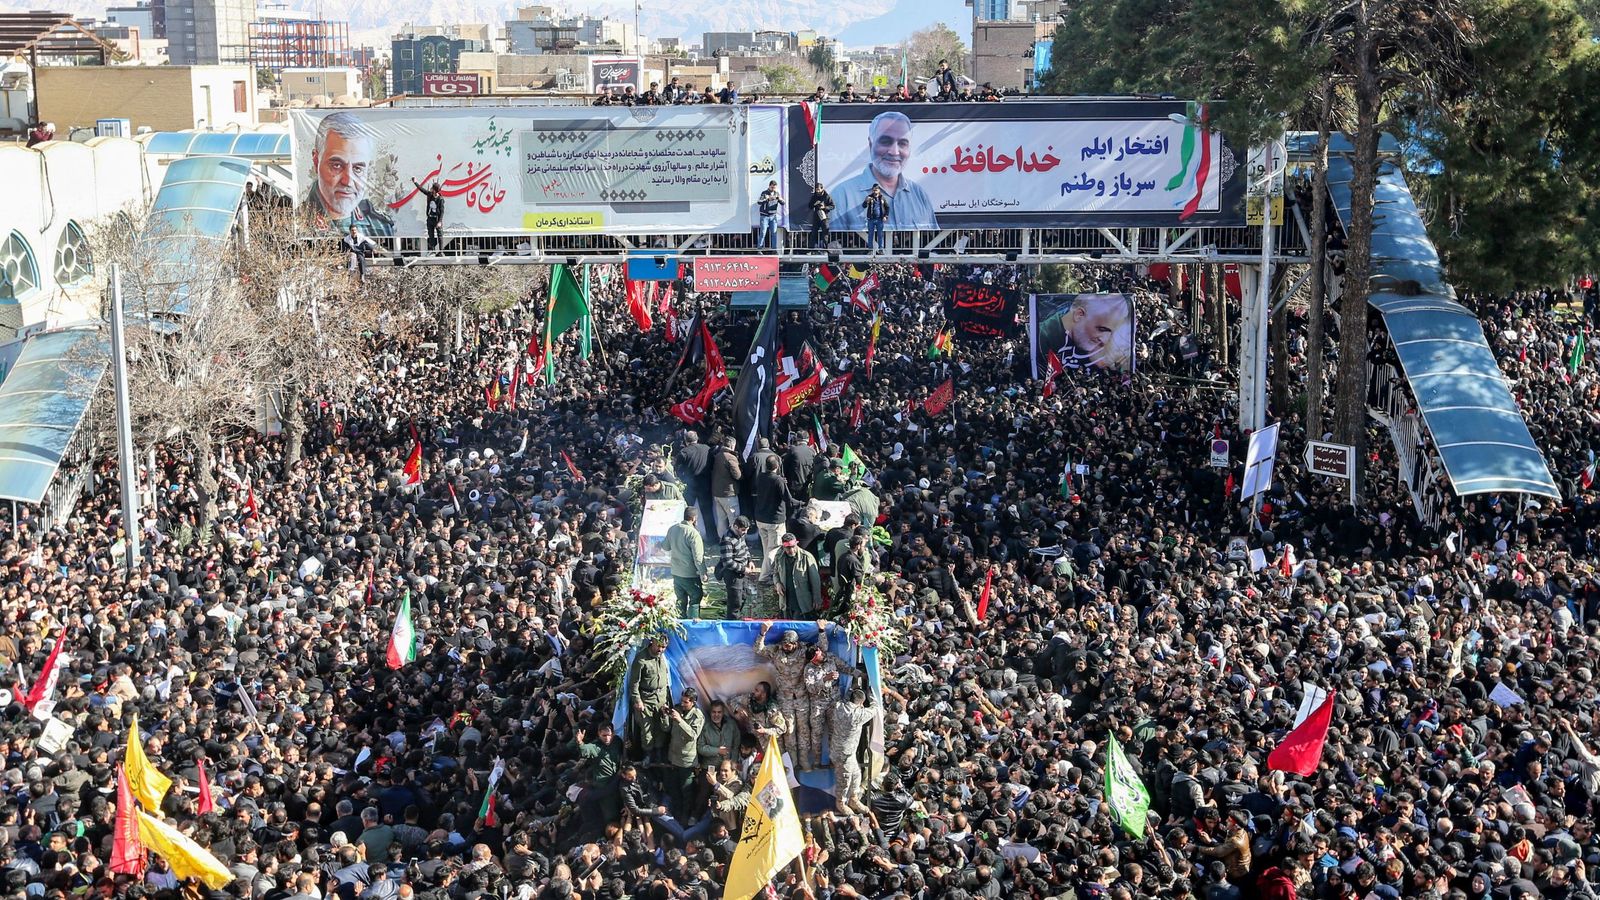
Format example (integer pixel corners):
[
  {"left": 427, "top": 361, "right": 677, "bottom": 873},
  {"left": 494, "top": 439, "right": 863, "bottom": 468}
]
[
  {"left": 627, "top": 636, "right": 671, "bottom": 763},
  {"left": 573, "top": 720, "right": 625, "bottom": 830},
  {"left": 812, "top": 458, "right": 847, "bottom": 501},
  {"left": 773, "top": 533, "right": 823, "bottom": 620},
  {"left": 664, "top": 687, "right": 706, "bottom": 818},
  {"left": 663, "top": 507, "right": 705, "bottom": 618},
  {"left": 696, "top": 699, "right": 741, "bottom": 768},
  {"left": 642, "top": 473, "right": 684, "bottom": 502}
]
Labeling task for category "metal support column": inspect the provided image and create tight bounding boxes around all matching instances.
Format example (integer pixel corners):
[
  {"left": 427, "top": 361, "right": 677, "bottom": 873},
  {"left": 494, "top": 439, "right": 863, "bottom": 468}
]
[{"left": 109, "top": 264, "right": 141, "bottom": 573}]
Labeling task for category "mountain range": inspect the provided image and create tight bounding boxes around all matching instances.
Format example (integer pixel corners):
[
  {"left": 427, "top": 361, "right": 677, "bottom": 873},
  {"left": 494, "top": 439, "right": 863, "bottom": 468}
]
[{"left": 4, "top": 0, "right": 972, "bottom": 48}]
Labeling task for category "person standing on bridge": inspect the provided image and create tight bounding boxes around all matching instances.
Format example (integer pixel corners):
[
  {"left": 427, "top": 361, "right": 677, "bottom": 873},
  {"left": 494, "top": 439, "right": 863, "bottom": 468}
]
[
  {"left": 757, "top": 180, "right": 785, "bottom": 250},
  {"left": 411, "top": 177, "right": 444, "bottom": 252}
]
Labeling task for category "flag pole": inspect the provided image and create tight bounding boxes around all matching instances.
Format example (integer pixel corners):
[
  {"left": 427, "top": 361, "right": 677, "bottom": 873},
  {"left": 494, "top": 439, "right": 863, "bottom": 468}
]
[{"left": 588, "top": 312, "right": 613, "bottom": 373}]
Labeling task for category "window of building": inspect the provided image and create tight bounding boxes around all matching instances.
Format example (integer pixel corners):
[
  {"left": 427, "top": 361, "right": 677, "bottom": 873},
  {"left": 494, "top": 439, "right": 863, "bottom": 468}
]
[
  {"left": 399, "top": 46, "right": 413, "bottom": 61},
  {"left": 0, "top": 231, "right": 39, "bottom": 300},
  {"left": 54, "top": 222, "right": 92, "bottom": 286},
  {"left": 233, "top": 80, "right": 247, "bottom": 112}
]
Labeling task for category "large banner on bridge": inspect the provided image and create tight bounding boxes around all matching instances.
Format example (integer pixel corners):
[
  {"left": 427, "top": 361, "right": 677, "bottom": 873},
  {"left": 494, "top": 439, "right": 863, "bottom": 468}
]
[
  {"left": 290, "top": 106, "right": 752, "bottom": 238},
  {"left": 788, "top": 99, "right": 1245, "bottom": 231}
]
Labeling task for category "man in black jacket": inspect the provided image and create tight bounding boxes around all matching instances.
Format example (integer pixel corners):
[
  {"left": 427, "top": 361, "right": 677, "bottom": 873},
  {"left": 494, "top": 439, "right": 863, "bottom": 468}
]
[
  {"left": 674, "top": 430, "right": 714, "bottom": 539},
  {"left": 782, "top": 438, "right": 816, "bottom": 503},
  {"left": 753, "top": 456, "right": 796, "bottom": 582},
  {"left": 808, "top": 184, "right": 835, "bottom": 249},
  {"left": 710, "top": 437, "right": 743, "bottom": 539}
]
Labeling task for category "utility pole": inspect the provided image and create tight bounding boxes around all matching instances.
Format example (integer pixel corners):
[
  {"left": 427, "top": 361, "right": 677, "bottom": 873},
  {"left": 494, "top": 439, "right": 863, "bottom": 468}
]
[
  {"left": 634, "top": 0, "right": 641, "bottom": 57},
  {"left": 108, "top": 264, "right": 141, "bottom": 574},
  {"left": 1240, "top": 138, "right": 1282, "bottom": 433}
]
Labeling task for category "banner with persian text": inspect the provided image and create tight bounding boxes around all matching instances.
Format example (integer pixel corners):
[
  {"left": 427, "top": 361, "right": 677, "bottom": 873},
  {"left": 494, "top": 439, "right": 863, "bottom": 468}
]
[
  {"left": 945, "top": 280, "right": 1018, "bottom": 342},
  {"left": 289, "top": 106, "right": 752, "bottom": 238},
  {"left": 788, "top": 99, "right": 1245, "bottom": 231}
]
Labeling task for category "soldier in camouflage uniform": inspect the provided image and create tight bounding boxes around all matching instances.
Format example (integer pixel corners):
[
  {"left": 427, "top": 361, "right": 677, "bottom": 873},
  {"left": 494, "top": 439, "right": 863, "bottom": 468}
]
[
  {"left": 831, "top": 688, "right": 876, "bottom": 814},
  {"left": 801, "top": 627, "right": 861, "bottom": 770},
  {"left": 733, "top": 680, "right": 788, "bottom": 749},
  {"left": 755, "top": 624, "right": 809, "bottom": 761}
]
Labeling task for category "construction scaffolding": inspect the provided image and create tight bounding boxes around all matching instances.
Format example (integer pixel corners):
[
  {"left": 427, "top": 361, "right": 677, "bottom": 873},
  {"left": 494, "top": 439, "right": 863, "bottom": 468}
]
[{"left": 248, "top": 16, "right": 350, "bottom": 73}]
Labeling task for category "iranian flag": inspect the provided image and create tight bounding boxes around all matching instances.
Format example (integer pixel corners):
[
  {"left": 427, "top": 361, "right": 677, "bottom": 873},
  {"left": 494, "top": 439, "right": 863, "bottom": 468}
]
[
  {"left": 478, "top": 758, "right": 505, "bottom": 827},
  {"left": 385, "top": 590, "right": 418, "bottom": 670},
  {"left": 21, "top": 630, "right": 68, "bottom": 713}
]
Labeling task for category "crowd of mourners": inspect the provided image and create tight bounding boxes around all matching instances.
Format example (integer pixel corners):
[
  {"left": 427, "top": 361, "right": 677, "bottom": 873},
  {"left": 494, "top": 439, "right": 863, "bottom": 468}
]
[
  {"left": 0, "top": 249, "right": 1598, "bottom": 900},
  {"left": 594, "top": 60, "right": 1007, "bottom": 106}
]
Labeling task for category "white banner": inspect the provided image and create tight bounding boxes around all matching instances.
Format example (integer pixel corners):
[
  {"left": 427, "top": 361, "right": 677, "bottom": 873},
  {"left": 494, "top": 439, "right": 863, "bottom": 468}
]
[
  {"left": 809, "top": 103, "right": 1230, "bottom": 232},
  {"left": 290, "top": 106, "right": 752, "bottom": 238},
  {"left": 747, "top": 104, "right": 788, "bottom": 228},
  {"left": 1241, "top": 423, "right": 1280, "bottom": 501}
]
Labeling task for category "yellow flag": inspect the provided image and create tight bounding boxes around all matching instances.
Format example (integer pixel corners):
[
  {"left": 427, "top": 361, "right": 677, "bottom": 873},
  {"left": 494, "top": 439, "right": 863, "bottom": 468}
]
[
  {"left": 136, "top": 810, "right": 234, "bottom": 889},
  {"left": 847, "top": 265, "right": 866, "bottom": 280},
  {"left": 124, "top": 714, "right": 171, "bottom": 811},
  {"left": 723, "top": 734, "right": 806, "bottom": 900}
]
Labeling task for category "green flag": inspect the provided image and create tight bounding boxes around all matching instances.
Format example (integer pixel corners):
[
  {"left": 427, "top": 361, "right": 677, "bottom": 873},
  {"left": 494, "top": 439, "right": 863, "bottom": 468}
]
[
  {"left": 1571, "top": 330, "right": 1587, "bottom": 376},
  {"left": 545, "top": 264, "right": 590, "bottom": 383},
  {"left": 1105, "top": 735, "right": 1150, "bottom": 838},
  {"left": 841, "top": 444, "right": 866, "bottom": 479}
]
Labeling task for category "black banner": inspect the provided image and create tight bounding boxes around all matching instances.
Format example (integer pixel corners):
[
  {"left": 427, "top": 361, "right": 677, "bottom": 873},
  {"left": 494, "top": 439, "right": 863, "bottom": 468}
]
[{"left": 945, "top": 281, "right": 1017, "bottom": 342}]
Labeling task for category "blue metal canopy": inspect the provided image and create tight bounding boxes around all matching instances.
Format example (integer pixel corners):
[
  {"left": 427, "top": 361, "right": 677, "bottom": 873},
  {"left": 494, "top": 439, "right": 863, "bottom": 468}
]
[
  {"left": 1321, "top": 149, "right": 1559, "bottom": 498},
  {"left": 0, "top": 327, "right": 108, "bottom": 504},
  {"left": 139, "top": 155, "right": 253, "bottom": 316},
  {"left": 144, "top": 131, "right": 290, "bottom": 158}
]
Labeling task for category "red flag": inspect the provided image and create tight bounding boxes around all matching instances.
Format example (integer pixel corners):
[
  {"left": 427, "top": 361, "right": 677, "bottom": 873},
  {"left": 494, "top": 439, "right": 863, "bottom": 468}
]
[
  {"left": 482, "top": 792, "right": 498, "bottom": 827},
  {"left": 701, "top": 321, "right": 730, "bottom": 393},
  {"left": 1041, "top": 350, "right": 1064, "bottom": 399},
  {"left": 663, "top": 303, "right": 679, "bottom": 344},
  {"left": 404, "top": 438, "right": 423, "bottom": 487},
  {"left": 561, "top": 450, "right": 584, "bottom": 482},
  {"left": 447, "top": 483, "right": 463, "bottom": 516},
  {"left": 22, "top": 630, "right": 66, "bottom": 712},
  {"left": 196, "top": 758, "right": 215, "bottom": 815},
  {"left": 1268, "top": 693, "right": 1334, "bottom": 776},
  {"left": 976, "top": 568, "right": 994, "bottom": 621},
  {"left": 1223, "top": 263, "right": 1242, "bottom": 300},
  {"left": 1279, "top": 546, "right": 1294, "bottom": 578},
  {"left": 849, "top": 396, "right": 864, "bottom": 431},
  {"left": 111, "top": 766, "right": 145, "bottom": 875},
  {"left": 485, "top": 381, "right": 501, "bottom": 411},
  {"left": 924, "top": 379, "right": 954, "bottom": 417},
  {"left": 850, "top": 273, "right": 880, "bottom": 312},
  {"left": 1224, "top": 471, "right": 1235, "bottom": 499},
  {"left": 777, "top": 368, "right": 823, "bottom": 417},
  {"left": 244, "top": 487, "right": 259, "bottom": 519},
  {"left": 671, "top": 383, "right": 716, "bottom": 425},
  {"left": 626, "top": 278, "right": 654, "bottom": 332},
  {"left": 506, "top": 364, "right": 520, "bottom": 411},
  {"left": 820, "top": 371, "right": 854, "bottom": 403}
]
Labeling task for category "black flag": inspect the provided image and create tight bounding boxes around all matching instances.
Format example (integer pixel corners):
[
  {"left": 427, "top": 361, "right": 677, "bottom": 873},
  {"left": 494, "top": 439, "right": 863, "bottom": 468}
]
[{"left": 733, "top": 289, "right": 780, "bottom": 462}]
